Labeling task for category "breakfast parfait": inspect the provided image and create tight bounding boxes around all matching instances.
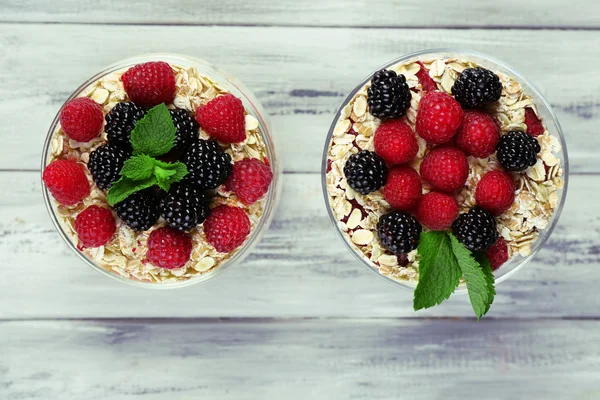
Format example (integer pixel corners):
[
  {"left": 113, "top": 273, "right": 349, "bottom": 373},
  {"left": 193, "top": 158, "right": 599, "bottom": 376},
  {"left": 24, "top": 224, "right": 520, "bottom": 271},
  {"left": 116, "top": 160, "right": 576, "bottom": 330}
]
[{"left": 42, "top": 58, "right": 276, "bottom": 284}]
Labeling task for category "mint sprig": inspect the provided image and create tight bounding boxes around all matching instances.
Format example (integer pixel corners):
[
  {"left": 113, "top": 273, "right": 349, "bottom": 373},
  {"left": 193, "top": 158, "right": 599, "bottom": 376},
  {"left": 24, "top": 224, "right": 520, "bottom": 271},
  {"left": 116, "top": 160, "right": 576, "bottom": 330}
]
[{"left": 130, "top": 103, "right": 177, "bottom": 157}]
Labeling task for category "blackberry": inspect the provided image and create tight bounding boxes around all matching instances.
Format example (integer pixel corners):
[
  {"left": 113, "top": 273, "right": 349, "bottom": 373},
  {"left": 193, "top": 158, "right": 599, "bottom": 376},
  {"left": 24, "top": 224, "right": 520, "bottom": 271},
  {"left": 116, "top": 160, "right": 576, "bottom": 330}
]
[
  {"left": 87, "top": 144, "right": 130, "bottom": 190},
  {"left": 343, "top": 150, "right": 388, "bottom": 195},
  {"left": 367, "top": 69, "right": 412, "bottom": 120},
  {"left": 451, "top": 67, "right": 502, "bottom": 109},
  {"left": 496, "top": 130, "right": 541, "bottom": 171},
  {"left": 377, "top": 211, "right": 422, "bottom": 254},
  {"left": 183, "top": 139, "right": 232, "bottom": 190},
  {"left": 114, "top": 190, "right": 160, "bottom": 231},
  {"left": 105, "top": 102, "right": 145, "bottom": 149},
  {"left": 161, "top": 181, "right": 211, "bottom": 231},
  {"left": 170, "top": 108, "right": 199, "bottom": 151},
  {"left": 452, "top": 207, "right": 498, "bottom": 252}
]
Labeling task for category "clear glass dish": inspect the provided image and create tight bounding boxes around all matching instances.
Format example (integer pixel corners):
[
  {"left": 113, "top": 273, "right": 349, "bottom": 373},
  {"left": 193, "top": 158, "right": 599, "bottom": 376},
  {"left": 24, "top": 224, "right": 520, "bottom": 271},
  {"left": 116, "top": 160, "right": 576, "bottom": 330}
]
[
  {"left": 42, "top": 53, "right": 281, "bottom": 289},
  {"left": 321, "top": 48, "right": 569, "bottom": 292}
]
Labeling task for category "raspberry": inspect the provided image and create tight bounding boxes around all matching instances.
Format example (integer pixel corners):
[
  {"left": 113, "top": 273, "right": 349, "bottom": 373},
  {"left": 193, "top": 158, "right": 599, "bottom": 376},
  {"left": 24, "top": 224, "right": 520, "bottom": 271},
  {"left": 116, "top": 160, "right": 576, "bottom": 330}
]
[
  {"left": 416, "top": 61, "right": 438, "bottom": 92},
  {"left": 195, "top": 94, "right": 246, "bottom": 144},
  {"left": 486, "top": 238, "right": 508, "bottom": 271},
  {"left": 524, "top": 107, "right": 545, "bottom": 137},
  {"left": 420, "top": 147, "right": 469, "bottom": 193},
  {"left": 59, "top": 97, "right": 104, "bottom": 142},
  {"left": 225, "top": 158, "right": 273, "bottom": 204},
  {"left": 374, "top": 120, "right": 419, "bottom": 165},
  {"left": 367, "top": 69, "right": 412, "bottom": 120},
  {"left": 75, "top": 205, "right": 116, "bottom": 248},
  {"left": 146, "top": 227, "right": 193, "bottom": 269},
  {"left": 121, "top": 61, "right": 176, "bottom": 108},
  {"left": 455, "top": 111, "right": 500, "bottom": 158},
  {"left": 204, "top": 205, "right": 251, "bottom": 253},
  {"left": 416, "top": 192, "right": 459, "bottom": 231},
  {"left": 42, "top": 159, "right": 90, "bottom": 206},
  {"left": 416, "top": 91, "right": 464, "bottom": 144},
  {"left": 383, "top": 166, "right": 422, "bottom": 211},
  {"left": 475, "top": 171, "right": 515, "bottom": 216}
]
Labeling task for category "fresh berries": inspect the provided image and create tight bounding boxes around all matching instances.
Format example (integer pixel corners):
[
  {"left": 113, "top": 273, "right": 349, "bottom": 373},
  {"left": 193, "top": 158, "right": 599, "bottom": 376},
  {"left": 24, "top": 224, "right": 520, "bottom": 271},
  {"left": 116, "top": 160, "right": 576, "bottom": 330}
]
[
  {"left": 377, "top": 211, "right": 422, "bottom": 254},
  {"left": 161, "top": 181, "right": 210, "bottom": 232},
  {"left": 183, "top": 139, "right": 232, "bottom": 190},
  {"left": 105, "top": 102, "right": 145, "bottom": 149},
  {"left": 195, "top": 94, "right": 246, "bottom": 144},
  {"left": 121, "top": 61, "right": 176, "bottom": 108},
  {"left": 452, "top": 207, "right": 498, "bottom": 252},
  {"left": 524, "top": 107, "right": 545, "bottom": 137},
  {"left": 416, "top": 61, "right": 438, "bottom": 92},
  {"left": 383, "top": 166, "right": 422, "bottom": 211},
  {"left": 475, "top": 171, "right": 515, "bottom": 216},
  {"left": 59, "top": 97, "right": 104, "bottom": 142},
  {"left": 146, "top": 227, "right": 193, "bottom": 269},
  {"left": 496, "top": 130, "right": 541, "bottom": 171},
  {"left": 42, "top": 159, "right": 91, "bottom": 206},
  {"left": 114, "top": 190, "right": 160, "bottom": 231},
  {"left": 455, "top": 111, "right": 500, "bottom": 158},
  {"left": 420, "top": 147, "right": 469, "bottom": 193},
  {"left": 374, "top": 120, "right": 419, "bottom": 165},
  {"left": 367, "top": 69, "right": 412, "bottom": 120},
  {"left": 74, "top": 206, "right": 116, "bottom": 247},
  {"left": 170, "top": 108, "right": 199, "bottom": 151},
  {"left": 486, "top": 238, "right": 508, "bottom": 271},
  {"left": 451, "top": 67, "right": 502, "bottom": 109},
  {"left": 416, "top": 192, "right": 459, "bottom": 231},
  {"left": 416, "top": 91, "right": 464, "bottom": 144},
  {"left": 225, "top": 158, "right": 273, "bottom": 204},
  {"left": 343, "top": 150, "right": 388, "bottom": 195},
  {"left": 87, "top": 143, "right": 130, "bottom": 190},
  {"left": 204, "top": 205, "right": 251, "bottom": 253}
]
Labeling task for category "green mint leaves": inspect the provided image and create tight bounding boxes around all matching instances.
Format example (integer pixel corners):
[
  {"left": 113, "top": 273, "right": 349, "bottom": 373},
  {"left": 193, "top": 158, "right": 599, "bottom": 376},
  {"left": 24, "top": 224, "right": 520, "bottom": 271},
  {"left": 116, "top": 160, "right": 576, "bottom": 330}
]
[
  {"left": 414, "top": 231, "right": 496, "bottom": 320},
  {"left": 106, "top": 104, "right": 188, "bottom": 206}
]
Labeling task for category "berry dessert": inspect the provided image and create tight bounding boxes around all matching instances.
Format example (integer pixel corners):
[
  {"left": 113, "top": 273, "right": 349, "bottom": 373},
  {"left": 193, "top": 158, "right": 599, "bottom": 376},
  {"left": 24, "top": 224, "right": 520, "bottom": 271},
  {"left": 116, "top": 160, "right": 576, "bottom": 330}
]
[
  {"left": 325, "top": 53, "right": 565, "bottom": 318},
  {"left": 43, "top": 58, "right": 276, "bottom": 284}
]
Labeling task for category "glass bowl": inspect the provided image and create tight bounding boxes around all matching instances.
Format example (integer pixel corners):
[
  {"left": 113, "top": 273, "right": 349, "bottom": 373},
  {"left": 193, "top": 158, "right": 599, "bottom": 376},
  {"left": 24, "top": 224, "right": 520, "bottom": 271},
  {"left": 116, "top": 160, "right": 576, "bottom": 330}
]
[
  {"left": 321, "top": 48, "right": 568, "bottom": 292},
  {"left": 42, "top": 53, "right": 281, "bottom": 289}
]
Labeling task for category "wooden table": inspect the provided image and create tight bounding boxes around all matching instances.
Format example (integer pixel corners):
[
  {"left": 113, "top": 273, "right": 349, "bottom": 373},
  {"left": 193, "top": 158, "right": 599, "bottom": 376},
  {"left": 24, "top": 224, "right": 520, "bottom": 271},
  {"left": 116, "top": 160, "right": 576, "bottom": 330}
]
[{"left": 2, "top": 1, "right": 600, "bottom": 398}]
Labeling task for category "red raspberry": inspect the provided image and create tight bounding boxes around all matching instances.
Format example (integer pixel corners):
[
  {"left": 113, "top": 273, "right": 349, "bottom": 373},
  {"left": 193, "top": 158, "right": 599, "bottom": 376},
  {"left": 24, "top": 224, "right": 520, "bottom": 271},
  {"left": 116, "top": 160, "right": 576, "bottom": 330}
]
[
  {"left": 420, "top": 147, "right": 469, "bottom": 193},
  {"left": 383, "top": 166, "right": 422, "bottom": 211},
  {"left": 524, "top": 107, "right": 545, "bottom": 137},
  {"left": 121, "top": 61, "right": 176, "bottom": 108},
  {"left": 75, "top": 206, "right": 116, "bottom": 248},
  {"left": 475, "top": 171, "right": 515, "bottom": 216},
  {"left": 456, "top": 111, "right": 500, "bottom": 158},
  {"left": 42, "top": 159, "right": 90, "bottom": 205},
  {"left": 196, "top": 94, "right": 246, "bottom": 144},
  {"left": 146, "top": 227, "right": 193, "bottom": 269},
  {"left": 374, "top": 120, "right": 418, "bottom": 165},
  {"left": 416, "top": 191, "right": 458, "bottom": 231},
  {"left": 486, "top": 238, "right": 508, "bottom": 271},
  {"left": 225, "top": 158, "right": 273, "bottom": 204},
  {"left": 59, "top": 97, "right": 104, "bottom": 142},
  {"left": 416, "top": 61, "right": 438, "bottom": 92},
  {"left": 416, "top": 91, "right": 463, "bottom": 144},
  {"left": 204, "top": 205, "right": 251, "bottom": 253}
]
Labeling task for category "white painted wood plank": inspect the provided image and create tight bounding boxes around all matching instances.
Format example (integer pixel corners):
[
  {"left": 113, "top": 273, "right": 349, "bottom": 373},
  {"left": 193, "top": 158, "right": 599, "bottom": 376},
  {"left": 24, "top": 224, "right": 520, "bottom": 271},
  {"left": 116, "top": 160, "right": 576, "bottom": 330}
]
[
  {"left": 0, "top": 24, "right": 597, "bottom": 172},
  {"left": 0, "top": 171, "right": 595, "bottom": 319},
  {"left": 1, "top": 319, "right": 599, "bottom": 399},
  {"left": 1, "top": 0, "right": 598, "bottom": 27}
]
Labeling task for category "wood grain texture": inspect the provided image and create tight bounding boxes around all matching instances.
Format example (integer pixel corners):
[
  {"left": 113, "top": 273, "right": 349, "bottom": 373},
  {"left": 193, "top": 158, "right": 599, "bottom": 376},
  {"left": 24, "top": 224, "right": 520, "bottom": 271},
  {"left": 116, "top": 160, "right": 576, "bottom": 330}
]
[
  {"left": 1, "top": 319, "right": 600, "bottom": 400},
  {"left": 0, "top": 24, "right": 598, "bottom": 172},
  {"left": 1, "top": 0, "right": 599, "bottom": 28}
]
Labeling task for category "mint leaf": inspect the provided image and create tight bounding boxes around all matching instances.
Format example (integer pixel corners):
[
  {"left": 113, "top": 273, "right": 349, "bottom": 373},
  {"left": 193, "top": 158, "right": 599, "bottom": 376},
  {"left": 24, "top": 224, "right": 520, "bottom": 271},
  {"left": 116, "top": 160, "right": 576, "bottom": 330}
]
[
  {"left": 106, "top": 176, "right": 157, "bottom": 206},
  {"left": 476, "top": 253, "right": 496, "bottom": 315},
  {"left": 130, "top": 103, "right": 176, "bottom": 157},
  {"left": 414, "top": 231, "right": 462, "bottom": 311},
  {"left": 120, "top": 155, "right": 155, "bottom": 181},
  {"left": 154, "top": 166, "right": 177, "bottom": 181},
  {"left": 153, "top": 160, "right": 188, "bottom": 192}
]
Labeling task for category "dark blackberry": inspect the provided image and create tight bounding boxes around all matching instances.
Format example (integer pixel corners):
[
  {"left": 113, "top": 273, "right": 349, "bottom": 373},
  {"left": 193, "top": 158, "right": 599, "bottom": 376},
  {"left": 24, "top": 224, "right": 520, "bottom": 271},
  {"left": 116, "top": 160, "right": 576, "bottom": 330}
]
[
  {"left": 367, "top": 69, "right": 412, "bottom": 120},
  {"left": 114, "top": 190, "right": 160, "bottom": 231},
  {"left": 87, "top": 144, "right": 130, "bottom": 190},
  {"left": 161, "top": 181, "right": 211, "bottom": 231},
  {"left": 377, "top": 211, "right": 422, "bottom": 254},
  {"left": 105, "top": 102, "right": 145, "bottom": 149},
  {"left": 452, "top": 207, "right": 498, "bottom": 252},
  {"left": 343, "top": 150, "right": 388, "bottom": 195},
  {"left": 496, "top": 130, "right": 541, "bottom": 171},
  {"left": 451, "top": 67, "right": 502, "bottom": 108},
  {"left": 170, "top": 108, "right": 199, "bottom": 151},
  {"left": 183, "top": 139, "right": 232, "bottom": 190}
]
